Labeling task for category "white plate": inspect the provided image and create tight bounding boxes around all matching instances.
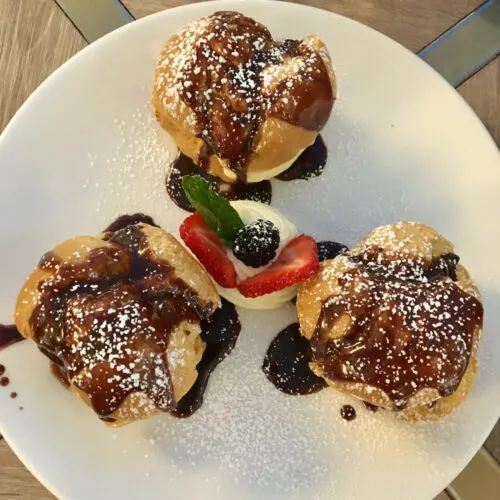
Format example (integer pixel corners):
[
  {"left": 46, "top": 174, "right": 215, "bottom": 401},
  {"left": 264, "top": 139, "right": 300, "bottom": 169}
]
[{"left": 1, "top": 1, "right": 499, "bottom": 499}]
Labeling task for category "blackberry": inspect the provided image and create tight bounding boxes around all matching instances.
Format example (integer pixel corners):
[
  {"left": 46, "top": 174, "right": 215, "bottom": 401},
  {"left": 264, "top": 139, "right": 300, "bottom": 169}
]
[
  {"left": 233, "top": 219, "right": 280, "bottom": 268},
  {"left": 316, "top": 241, "right": 348, "bottom": 262}
]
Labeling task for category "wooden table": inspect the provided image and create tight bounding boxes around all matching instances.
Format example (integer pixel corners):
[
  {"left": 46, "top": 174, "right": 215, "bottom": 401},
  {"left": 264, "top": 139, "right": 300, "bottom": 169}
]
[{"left": 0, "top": 1, "right": 498, "bottom": 498}]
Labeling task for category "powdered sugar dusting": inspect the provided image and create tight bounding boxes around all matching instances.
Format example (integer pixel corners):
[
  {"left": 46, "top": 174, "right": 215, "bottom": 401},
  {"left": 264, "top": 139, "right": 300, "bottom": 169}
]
[
  {"left": 154, "top": 11, "right": 334, "bottom": 180},
  {"left": 304, "top": 222, "right": 483, "bottom": 412},
  {"left": 89, "top": 97, "right": 173, "bottom": 215},
  {"left": 129, "top": 307, "right": 473, "bottom": 499}
]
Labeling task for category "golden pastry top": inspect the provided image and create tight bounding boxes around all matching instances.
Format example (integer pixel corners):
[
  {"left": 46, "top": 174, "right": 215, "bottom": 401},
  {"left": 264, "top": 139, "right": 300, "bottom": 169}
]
[
  {"left": 15, "top": 223, "right": 220, "bottom": 421},
  {"left": 298, "top": 222, "right": 483, "bottom": 411},
  {"left": 154, "top": 11, "right": 336, "bottom": 182}
]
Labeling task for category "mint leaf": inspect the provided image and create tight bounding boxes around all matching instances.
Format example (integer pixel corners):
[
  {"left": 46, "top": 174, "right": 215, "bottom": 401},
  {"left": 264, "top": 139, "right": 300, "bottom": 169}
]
[{"left": 182, "top": 176, "right": 244, "bottom": 246}]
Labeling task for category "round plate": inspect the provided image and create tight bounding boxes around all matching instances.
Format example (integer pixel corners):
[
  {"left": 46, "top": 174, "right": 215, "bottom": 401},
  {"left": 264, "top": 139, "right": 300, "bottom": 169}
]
[{"left": 1, "top": 1, "right": 499, "bottom": 499}]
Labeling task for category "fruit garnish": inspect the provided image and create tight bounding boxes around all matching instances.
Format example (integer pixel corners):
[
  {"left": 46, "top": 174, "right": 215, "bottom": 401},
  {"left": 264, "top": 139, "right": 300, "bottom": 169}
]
[
  {"left": 237, "top": 235, "right": 318, "bottom": 298},
  {"left": 233, "top": 219, "right": 280, "bottom": 268},
  {"left": 180, "top": 213, "right": 237, "bottom": 288},
  {"left": 182, "top": 176, "right": 244, "bottom": 247}
]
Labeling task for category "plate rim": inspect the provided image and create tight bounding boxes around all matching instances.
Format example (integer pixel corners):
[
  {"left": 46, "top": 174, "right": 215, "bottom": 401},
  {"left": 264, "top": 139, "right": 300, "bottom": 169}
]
[{"left": 0, "top": 1, "right": 499, "bottom": 499}]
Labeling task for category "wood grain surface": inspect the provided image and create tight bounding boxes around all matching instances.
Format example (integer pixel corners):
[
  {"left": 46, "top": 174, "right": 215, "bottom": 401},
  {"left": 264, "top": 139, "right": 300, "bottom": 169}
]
[
  {"left": 0, "top": 440, "right": 55, "bottom": 500},
  {"left": 122, "top": 0, "right": 482, "bottom": 52},
  {"left": 459, "top": 56, "right": 500, "bottom": 145},
  {"left": 0, "top": 0, "right": 85, "bottom": 133},
  {"left": 0, "top": 1, "right": 498, "bottom": 499}
]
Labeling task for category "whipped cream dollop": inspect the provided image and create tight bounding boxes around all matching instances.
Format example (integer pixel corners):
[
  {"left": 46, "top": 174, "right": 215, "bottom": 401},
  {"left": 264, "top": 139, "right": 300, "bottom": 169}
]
[{"left": 217, "top": 200, "right": 299, "bottom": 310}]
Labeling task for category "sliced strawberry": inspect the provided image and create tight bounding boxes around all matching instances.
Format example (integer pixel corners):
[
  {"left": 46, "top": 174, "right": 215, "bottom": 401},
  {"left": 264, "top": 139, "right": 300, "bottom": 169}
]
[
  {"left": 237, "top": 235, "right": 319, "bottom": 298},
  {"left": 180, "top": 213, "right": 237, "bottom": 288}
]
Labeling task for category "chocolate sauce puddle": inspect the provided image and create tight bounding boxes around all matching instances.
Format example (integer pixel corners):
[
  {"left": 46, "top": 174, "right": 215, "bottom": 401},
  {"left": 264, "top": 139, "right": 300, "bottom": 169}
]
[
  {"left": 263, "top": 323, "right": 326, "bottom": 395},
  {"left": 276, "top": 135, "right": 327, "bottom": 181},
  {"left": 340, "top": 404, "right": 356, "bottom": 421},
  {"left": 0, "top": 325, "right": 24, "bottom": 351},
  {"left": 166, "top": 153, "right": 272, "bottom": 212},
  {"left": 317, "top": 240, "right": 348, "bottom": 262},
  {"left": 172, "top": 298, "right": 241, "bottom": 417},
  {"left": 103, "top": 213, "right": 158, "bottom": 233}
]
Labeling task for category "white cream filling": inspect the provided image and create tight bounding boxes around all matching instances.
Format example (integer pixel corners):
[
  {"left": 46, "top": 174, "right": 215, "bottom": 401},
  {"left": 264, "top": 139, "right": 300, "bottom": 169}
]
[
  {"left": 159, "top": 124, "right": 309, "bottom": 184},
  {"left": 224, "top": 148, "right": 306, "bottom": 183},
  {"left": 217, "top": 283, "right": 298, "bottom": 310},
  {"left": 217, "top": 200, "right": 299, "bottom": 310}
]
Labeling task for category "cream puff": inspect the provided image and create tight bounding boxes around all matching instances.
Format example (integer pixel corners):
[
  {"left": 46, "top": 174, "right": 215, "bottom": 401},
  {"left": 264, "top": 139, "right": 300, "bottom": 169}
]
[
  {"left": 153, "top": 11, "right": 336, "bottom": 183},
  {"left": 15, "top": 220, "right": 221, "bottom": 426},
  {"left": 297, "top": 222, "right": 483, "bottom": 421}
]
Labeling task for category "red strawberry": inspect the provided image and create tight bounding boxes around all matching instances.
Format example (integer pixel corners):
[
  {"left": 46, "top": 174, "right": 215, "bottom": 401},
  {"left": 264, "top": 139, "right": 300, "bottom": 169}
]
[
  {"left": 237, "top": 235, "right": 318, "bottom": 298},
  {"left": 180, "top": 213, "right": 237, "bottom": 288}
]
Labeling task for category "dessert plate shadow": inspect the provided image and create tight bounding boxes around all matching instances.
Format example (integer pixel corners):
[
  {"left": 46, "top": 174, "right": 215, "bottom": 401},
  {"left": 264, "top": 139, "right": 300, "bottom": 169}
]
[{"left": 1, "top": 1, "right": 499, "bottom": 499}]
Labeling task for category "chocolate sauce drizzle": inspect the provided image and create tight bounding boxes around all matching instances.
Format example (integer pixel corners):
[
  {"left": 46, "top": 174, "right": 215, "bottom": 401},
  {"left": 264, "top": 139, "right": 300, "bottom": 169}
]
[
  {"left": 276, "top": 135, "right": 328, "bottom": 181},
  {"left": 263, "top": 323, "right": 326, "bottom": 395},
  {"left": 340, "top": 404, "right": 356, "bottom": 421},
  {"left": 0, "top": 324, "right": 24, "bottom": 350},
  {"left": 173, "top": 298, "right": 241, "bottom": 417},
  {"left": 174, "top": 11, "right": 333, "bottom": 181},
  {"left": 312, "top": 250, "right": 483, "bottom": 410},
  {"left": 29, "top": 223, "right": 216, "bottom": 419},
  {"left": 166, "top": 153, "right": 272, "bottom": 212},
  {"left": 317, "top": 240, "right": 349, "bottom": 263}
]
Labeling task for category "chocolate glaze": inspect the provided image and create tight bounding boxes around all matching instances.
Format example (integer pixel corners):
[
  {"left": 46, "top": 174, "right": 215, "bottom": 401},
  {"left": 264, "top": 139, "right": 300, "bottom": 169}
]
[
  {"left": 312, "top": 251, "right": 483, "bottom": 410},
  {"left": 263, "top": 323, "right": 326, "bottom": 395},
  {"left": 166, "top": 152, "right": 272, "bottom": 212},
  {"left": 0, "top": 325, "right": 25, "bottom": 350},
  {"left": 0, "top": 377, "right": 9, "bottom": 387},
  {"left": 277, "top": 135, "right": 328, "bottom": 181},
  {"left": 340, "top": 404, "right": 356, "bottom": 421},
  {"left": 176, "top": 12, "right": 333, "bottom": 181},
  {"left": 46, "top": 298, "right": 241, "bottom": 421},
  {"left": 50, "top": 363, "right": 70, "bottom": 388},
  {"left": 172, "top": 298, "right": 241, "bottom": 417},
  {"left": 103, "top": 214, "right": 158, "bottom": 234},
  {"left": 363, "top": 401, "right": 379, "bottom": 413},
  {"left": 28, "top": 224, "right": 216, "bottom": 419}
]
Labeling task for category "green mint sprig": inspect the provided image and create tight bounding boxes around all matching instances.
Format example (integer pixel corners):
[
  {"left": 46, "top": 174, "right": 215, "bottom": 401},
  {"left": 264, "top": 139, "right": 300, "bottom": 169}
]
[{"left": 182, "top": 176, "right": 244, "bottom": 247}]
